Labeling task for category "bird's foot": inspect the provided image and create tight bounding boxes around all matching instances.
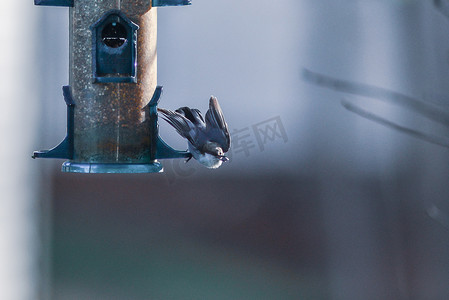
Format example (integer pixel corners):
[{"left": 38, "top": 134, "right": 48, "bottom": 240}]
[{"left": 185, "top": 153, "right": 193, "bottom": 163}]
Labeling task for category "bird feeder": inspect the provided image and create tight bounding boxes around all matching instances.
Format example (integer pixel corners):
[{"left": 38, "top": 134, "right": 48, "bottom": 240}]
[{"left": 33, "top": 0, "right": 191, "bottom": 173}]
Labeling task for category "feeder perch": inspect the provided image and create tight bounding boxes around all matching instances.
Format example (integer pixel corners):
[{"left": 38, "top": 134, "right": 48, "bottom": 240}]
[{"left": 33, "top": 0, "right": 191, "bottom": 173}]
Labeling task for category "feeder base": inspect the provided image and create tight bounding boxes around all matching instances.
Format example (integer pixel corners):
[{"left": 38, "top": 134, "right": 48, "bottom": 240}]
[{"left": 62, "top": 161, "right": 163, "bottom": 173}]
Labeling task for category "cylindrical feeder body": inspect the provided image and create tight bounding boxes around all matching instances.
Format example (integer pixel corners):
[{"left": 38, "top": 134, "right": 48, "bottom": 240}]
[{"left": 66, "top": 0, "right": 159, "bottom": 172}]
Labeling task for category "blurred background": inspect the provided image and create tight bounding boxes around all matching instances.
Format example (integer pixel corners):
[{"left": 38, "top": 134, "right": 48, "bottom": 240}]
[{"left": 2, "top": 0, "right": 449, "bottom": 299}]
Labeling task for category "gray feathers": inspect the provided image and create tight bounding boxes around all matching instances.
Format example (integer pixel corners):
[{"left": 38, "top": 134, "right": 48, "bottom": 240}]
[
  {"left": 205, "top": 97, "right": 231, "bottom": 152},
  {"left": 157, "top": 107, "right": 198, "bottom": 146},
  {"left": 158, "top": 96, "right": 231, "bottom": 168}
]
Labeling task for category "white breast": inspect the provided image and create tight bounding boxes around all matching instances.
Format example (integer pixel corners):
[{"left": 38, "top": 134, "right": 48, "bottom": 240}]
[
  {"left": 188, "top": 143, "right": 223, "bottom": 169},
  {"left": 196, "top": 153, "right": 223, "bottom": 169}
]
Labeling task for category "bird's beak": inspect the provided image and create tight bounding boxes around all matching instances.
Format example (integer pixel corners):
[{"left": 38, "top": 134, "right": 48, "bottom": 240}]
[{"left": 219, "top": 155, "right": 229, "bottom": 162}]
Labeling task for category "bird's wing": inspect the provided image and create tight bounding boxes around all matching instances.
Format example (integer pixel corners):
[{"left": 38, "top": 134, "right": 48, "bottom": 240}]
[
  {"left": 191, "top": 109, "right": 205, "bottom": 123},
  {"left": 158, "top": 108, "right": 200, "bottom": 146},
  {"left": 175, "top": 107, "right": 205, "bottom": 126},
  {"left": 205, "top": 96, "right": 231, "bottom": 152}
]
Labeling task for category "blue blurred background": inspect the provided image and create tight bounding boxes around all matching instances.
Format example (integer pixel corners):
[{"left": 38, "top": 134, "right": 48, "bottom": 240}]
[{"left": 2, "top": 0, "right": 449, "bottom": 299}]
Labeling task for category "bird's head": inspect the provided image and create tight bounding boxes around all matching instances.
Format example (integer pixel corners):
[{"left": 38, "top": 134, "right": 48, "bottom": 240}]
[{"left": 204, "top": 143, "right": 229, "bottom": 162}]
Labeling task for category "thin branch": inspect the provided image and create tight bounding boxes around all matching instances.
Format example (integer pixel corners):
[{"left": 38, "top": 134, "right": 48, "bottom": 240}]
[
  {"left": 427, "top": 204, "right": 449, "bottom": 231},
  {"left": 434, "top": 0, "right": 449, "bottom": 20},
  {"left": 341, "top": 99, "right": 449, "bottom": 149},
  {"left": 302, "top": 68, "right": 449, "bottom": 128}
]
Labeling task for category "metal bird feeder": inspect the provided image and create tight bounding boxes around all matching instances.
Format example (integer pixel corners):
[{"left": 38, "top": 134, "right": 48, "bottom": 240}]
[{"left": 32, "top": 0, "right": 191, "bottom": 173}]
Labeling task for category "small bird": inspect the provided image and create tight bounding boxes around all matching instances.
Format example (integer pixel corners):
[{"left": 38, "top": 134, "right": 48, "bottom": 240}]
[{"left": 158, "top": 96, "right": 231, "bottom": 169}]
